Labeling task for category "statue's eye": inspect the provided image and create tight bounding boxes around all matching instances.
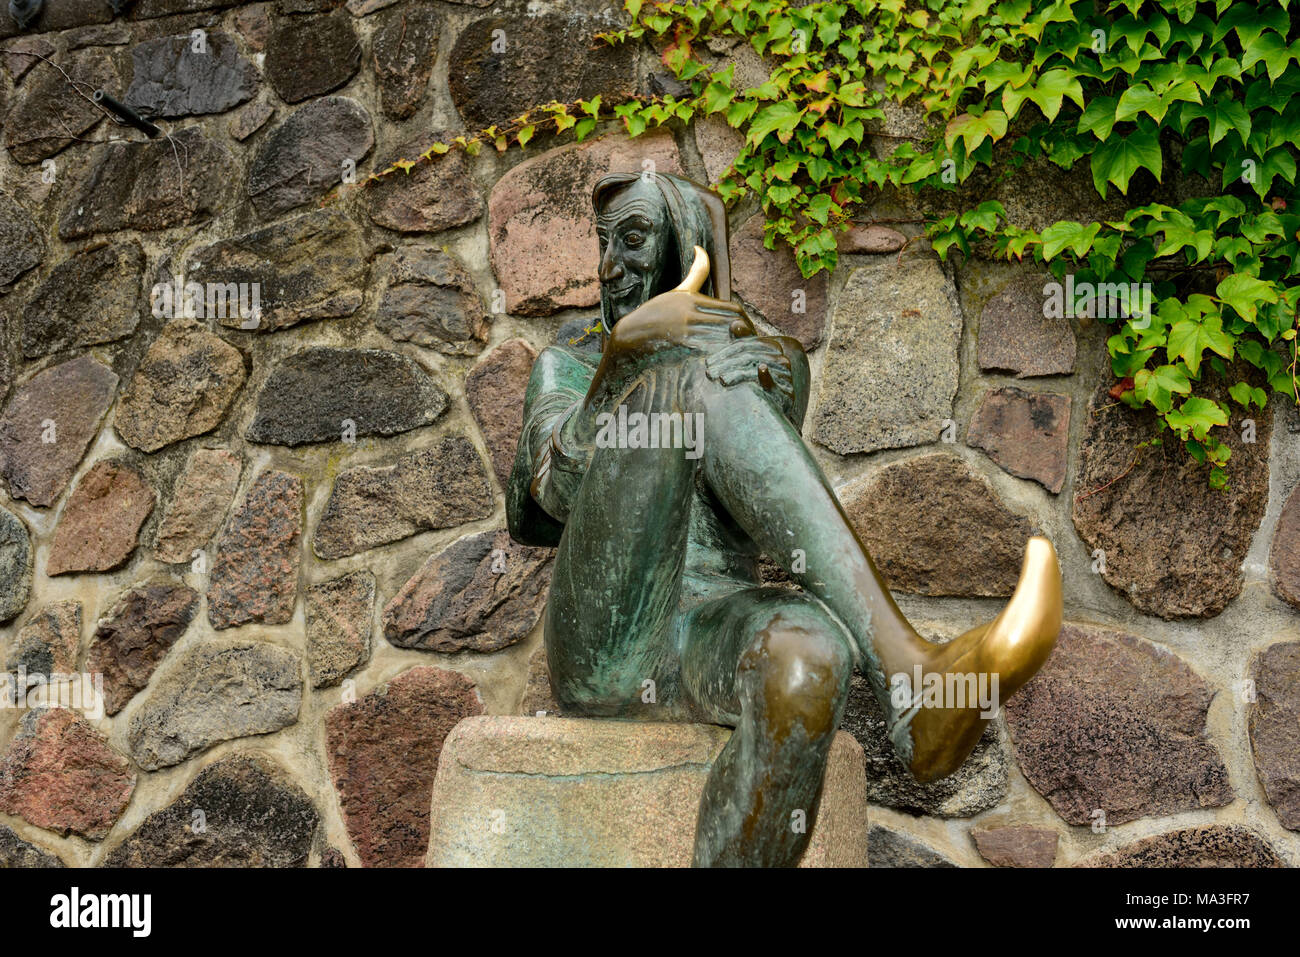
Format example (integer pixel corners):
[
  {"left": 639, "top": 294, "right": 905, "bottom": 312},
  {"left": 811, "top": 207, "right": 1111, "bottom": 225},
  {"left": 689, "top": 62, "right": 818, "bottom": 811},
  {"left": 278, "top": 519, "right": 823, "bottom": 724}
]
[{"left": 625, "top": 232, "right": 644, "bottom": 248}]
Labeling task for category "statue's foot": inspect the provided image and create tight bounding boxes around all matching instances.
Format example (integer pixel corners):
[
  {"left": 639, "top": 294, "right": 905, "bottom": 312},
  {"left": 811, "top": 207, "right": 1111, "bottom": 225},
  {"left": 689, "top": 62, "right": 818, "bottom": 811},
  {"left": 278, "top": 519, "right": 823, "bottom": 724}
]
[{"left": 894, "top": 537, "right": 1062, "bottom": 783}]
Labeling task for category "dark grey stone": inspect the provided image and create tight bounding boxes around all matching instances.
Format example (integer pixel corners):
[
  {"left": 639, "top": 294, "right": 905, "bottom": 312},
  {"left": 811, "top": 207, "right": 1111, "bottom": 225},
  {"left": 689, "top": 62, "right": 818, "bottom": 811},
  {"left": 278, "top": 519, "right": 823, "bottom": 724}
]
[
  {"left": 105, "top": 754, "right": 318, "bottom": 867},
  {"left": 22, "top": 241, "right": 144, "bottom": 359},
  {"left": 3, "top": 48, "right": 117, "bottom": 164},
  {"left": 868, "top": 825, "right": 958, "bottom": 867},
  {"left": 59, "top": 127, "right": 232, "bottom": 239},
  {"left": 247, "top": 96, "right": 373, "bottom": 218},
  {"left": 125, "top": 32, "right": 258, "bottom": 118},
  {"left": 186, "top": 209, "right": 368, "bottom": 332},
  {"left": 0, "top": 193, "right": 43, "bottom": 286},
  {"left": 0, "top": 824, "right": 64, "bottom": 867},
  {"left": 841, "top": 673, "right": 1008, "bottom": 817},
  {"left": 264, "top": 11, "right": 359, "bottom": 103},
  {"left": 0, "top": 506, "right": 33, "bottom": 625},
  {"left": 375, "top": 246, "right": 487, "bottom": 355},
  {"left": 246, "top": 348, "right": 448, "bottom": 446}
]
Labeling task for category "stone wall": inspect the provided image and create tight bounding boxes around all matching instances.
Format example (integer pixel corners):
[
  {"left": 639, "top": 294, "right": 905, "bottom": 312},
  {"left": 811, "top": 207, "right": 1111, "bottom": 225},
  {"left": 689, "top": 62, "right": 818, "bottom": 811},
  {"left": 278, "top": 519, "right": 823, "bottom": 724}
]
[{"left": 0, "top": 0, "right": 1295, "bottom": 868}]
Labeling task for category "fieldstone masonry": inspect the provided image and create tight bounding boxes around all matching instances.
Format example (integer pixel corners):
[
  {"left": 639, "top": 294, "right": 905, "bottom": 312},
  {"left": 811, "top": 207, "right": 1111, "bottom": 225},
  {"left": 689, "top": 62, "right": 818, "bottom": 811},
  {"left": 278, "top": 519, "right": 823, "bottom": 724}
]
[{"left": 0, "top": 0, "right": 1295, "bottom": 869}]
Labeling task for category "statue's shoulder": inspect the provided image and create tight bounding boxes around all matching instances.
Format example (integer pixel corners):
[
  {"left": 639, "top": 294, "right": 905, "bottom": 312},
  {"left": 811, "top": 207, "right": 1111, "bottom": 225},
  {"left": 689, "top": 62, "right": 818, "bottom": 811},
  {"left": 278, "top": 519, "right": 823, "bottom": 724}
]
[{"left": 527, "top": 341, "right": 600, "bottom": 396}]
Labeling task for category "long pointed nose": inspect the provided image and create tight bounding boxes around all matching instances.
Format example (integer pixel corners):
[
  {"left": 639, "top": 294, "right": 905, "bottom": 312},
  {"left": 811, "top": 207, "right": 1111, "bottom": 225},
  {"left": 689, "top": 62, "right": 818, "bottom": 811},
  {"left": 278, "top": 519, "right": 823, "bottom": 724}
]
[{"left": 599, "top": 247, "right": 624, "bottom": 284}]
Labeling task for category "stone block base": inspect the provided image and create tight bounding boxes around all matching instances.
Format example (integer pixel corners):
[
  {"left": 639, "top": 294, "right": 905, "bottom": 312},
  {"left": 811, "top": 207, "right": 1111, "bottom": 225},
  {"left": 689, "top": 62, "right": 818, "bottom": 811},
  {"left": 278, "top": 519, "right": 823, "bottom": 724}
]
[{"left": 426, "top": 716, "right": 868, "bottom": 867}]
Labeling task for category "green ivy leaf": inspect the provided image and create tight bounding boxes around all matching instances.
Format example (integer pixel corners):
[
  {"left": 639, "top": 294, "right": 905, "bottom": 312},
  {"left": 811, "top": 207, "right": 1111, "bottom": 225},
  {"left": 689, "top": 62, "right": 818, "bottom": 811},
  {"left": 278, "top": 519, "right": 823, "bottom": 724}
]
[
  {"left": 1041, "top": 220, "right": 1102, "bottom": 259},
  {"left": 1165, "top": 396, "right": 1230, "bottom": 441},
  {"left": 1217, "top": 273, "right": 1280, "bottom": 323},
  {"left": 1090, "top": 127, "right": 1161, "bottom": 197},
  {"left": 1167, "top": 310, "right": 1234, "bottom": 375}
]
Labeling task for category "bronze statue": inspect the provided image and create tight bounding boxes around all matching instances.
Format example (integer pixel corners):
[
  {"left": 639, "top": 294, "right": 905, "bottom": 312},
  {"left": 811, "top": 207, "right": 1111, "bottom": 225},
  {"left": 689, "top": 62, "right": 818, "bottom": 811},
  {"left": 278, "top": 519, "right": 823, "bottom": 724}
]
[{"left": 507, "top": 172, "right": 1063, "bottom": 867}]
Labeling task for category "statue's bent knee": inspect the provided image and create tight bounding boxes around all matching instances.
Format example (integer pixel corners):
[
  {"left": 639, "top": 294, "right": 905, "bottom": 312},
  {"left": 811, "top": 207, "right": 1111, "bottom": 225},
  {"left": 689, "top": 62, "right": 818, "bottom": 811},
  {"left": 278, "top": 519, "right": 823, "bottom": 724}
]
[{"left": 739, "top": 609, "right": 852, "bottom": 740}]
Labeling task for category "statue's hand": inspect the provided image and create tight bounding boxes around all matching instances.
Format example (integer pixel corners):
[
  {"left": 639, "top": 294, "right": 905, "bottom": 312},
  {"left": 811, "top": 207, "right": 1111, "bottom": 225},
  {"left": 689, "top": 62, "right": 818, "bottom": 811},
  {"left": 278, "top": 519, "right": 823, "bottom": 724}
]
[
  {"left": 704, "top": 337, "right": 795, "bottom": 404},
  {"left": 607, "top": 289, "right": 754, "bottom": 357},
  {"left": 606, "top": 245, "right": 757, "bottom": 358}
]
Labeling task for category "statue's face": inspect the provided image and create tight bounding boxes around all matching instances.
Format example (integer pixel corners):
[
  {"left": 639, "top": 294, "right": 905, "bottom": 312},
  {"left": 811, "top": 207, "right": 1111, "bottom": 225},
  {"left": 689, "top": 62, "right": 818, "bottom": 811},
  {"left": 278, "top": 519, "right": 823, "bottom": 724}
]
[{"left": 596, "top": 179, "right": 674, "bottom": 325}]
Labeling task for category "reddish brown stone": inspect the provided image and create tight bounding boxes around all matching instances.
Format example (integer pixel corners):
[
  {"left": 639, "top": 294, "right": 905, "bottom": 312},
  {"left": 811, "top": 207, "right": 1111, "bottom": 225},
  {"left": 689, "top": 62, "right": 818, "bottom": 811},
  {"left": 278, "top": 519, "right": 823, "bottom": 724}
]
[
  {"left": 729, "top": 214, "right": 827, "bottom": 348},
  {"left": 1004, "top": 623, "right": 1232, "bottom": 827},
  {"left": 46, "top": 461, "right": 156, "bottom": 576},
  {"left": 840, "top": 452, "right": 1033, "bottom": 597},
  {"left": 466, "top": 338, "right": 537, "bottom": 488},
  {"left": 0, "top": 355, "right": 118, "bottom": 508},
  {"left": 325, "top": 667, "right": 483, "bottom": 867},
  {"left": 1, "top": 36, "right": 55, "bottom": 83},
  {"left": 154, "top": 449, "right": 243, "bottom": 564},
  {"left": 234, "top": 3, "right": 272, "bottom": 49},
  {"left": 971, "top": 826, "right": 1058, "bottom": 868},
  {"left": 319, "top": 846, "right": 347, "bottom": 868},
  {"left": 1247, "top": 640, "right": 1300, "bottom": 830},
  {"left": 228, "top": 100, "right": 274, "bottom": 141},
  {"left": 838, "top": 224, "right": 907, "bottom": 254},
  {"left": 383, "top": 529, "right": 553, "bottom": 654},
  {"left": 5, "top": 601, "right": 80, "bottom": 676},
  {"left": 208, "top": 470, "right": 303, "bottom": 629},
  {"left": 487, "top": 130, "right": 682, "bottom": 315},
  {"left": 1073, "top": 374, "right": 1270, "bottom": 619},
  {"left": 1079, "top": 825, "right": 1284, "bottom": 868},
  {"left": 1270, "top": 482, "right": 1300, "bottom": 608},
  {"left": 0, "top": 708, "right": 135, "bottom": 840},
  {"left": 87, "top": 580, "right": 200, "bottom": 715},
  {"left": 967, "top": 386, "right": 1071, "bottom": 494},
  {"left": 978, "top": 275, "right": 1076, "bottom": 378}
]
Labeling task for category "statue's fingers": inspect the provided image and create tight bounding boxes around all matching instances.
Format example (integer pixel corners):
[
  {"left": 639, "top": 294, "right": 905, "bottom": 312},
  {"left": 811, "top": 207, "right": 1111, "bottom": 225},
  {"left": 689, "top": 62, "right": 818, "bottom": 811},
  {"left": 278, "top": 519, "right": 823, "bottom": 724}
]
[{"left": 693, "top": 301, "right": 744, "bottom": 319}]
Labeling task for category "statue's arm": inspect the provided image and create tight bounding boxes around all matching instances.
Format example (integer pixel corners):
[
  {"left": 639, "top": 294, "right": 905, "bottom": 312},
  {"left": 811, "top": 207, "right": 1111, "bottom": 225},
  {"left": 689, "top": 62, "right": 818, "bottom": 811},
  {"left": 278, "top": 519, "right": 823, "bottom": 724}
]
[{"left": 506, "top": 345, "right": 598, "bottom": 547}]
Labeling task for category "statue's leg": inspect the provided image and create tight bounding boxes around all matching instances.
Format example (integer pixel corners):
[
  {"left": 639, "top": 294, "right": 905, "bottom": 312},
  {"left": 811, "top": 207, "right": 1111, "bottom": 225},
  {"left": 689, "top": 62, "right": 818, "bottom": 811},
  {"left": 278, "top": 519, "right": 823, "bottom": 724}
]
[
  {"left": 685, "top": 371, "right": 1061, "bottom": 782},
  {"left": 679, "top": 587, "right": 853, "bottom": 867},
  {"left": 546, "top": 365, "right": 696, "bottom": 715}
]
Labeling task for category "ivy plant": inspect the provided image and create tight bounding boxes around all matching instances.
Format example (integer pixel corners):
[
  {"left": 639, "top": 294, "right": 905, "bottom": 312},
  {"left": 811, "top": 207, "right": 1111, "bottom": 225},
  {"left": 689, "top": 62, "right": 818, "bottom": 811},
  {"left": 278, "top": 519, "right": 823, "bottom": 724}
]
[{"left": 364, "top": 0, "right": 1300, "bottom": 489}]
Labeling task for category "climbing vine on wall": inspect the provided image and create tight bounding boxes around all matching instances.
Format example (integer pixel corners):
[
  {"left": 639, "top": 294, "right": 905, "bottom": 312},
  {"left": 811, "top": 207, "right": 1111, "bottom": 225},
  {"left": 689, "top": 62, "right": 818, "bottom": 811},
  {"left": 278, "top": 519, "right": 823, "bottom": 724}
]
[{"left": 369, "top": 0, "right": 1300, "bottom": 489}]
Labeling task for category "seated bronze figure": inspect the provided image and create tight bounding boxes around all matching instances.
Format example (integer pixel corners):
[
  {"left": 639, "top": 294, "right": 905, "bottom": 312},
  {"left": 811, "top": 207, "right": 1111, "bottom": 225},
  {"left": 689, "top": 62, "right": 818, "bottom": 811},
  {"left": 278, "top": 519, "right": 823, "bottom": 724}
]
[{"left": 507, "top": 172, "right": 1063, "bottom": 867}]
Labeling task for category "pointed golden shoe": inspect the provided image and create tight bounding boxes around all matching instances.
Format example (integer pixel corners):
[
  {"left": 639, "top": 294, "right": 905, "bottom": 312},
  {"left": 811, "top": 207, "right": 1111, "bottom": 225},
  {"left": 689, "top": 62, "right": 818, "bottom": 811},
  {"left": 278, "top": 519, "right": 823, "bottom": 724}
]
[{"left": 901, "top": 536, "right": 1063, "bottom": 783}]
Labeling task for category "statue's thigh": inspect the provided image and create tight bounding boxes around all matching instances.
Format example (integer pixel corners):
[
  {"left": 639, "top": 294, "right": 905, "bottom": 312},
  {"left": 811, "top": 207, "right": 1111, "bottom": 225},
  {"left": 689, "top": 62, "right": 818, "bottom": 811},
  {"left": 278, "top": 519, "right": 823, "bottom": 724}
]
[
  {"left": 679, "top": 587, "right": 853, "bottom": 726},
  {"left": 547, "top": 369, "right": 700, "bottom": 711}
]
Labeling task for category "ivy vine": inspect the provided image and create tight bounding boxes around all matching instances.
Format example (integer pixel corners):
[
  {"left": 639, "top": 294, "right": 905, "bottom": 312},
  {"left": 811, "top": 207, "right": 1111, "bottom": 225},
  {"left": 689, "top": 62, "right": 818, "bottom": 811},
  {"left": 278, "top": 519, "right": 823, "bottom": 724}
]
[{"left": 364, "top": 0, "right": 1300, "bottom": 489}]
